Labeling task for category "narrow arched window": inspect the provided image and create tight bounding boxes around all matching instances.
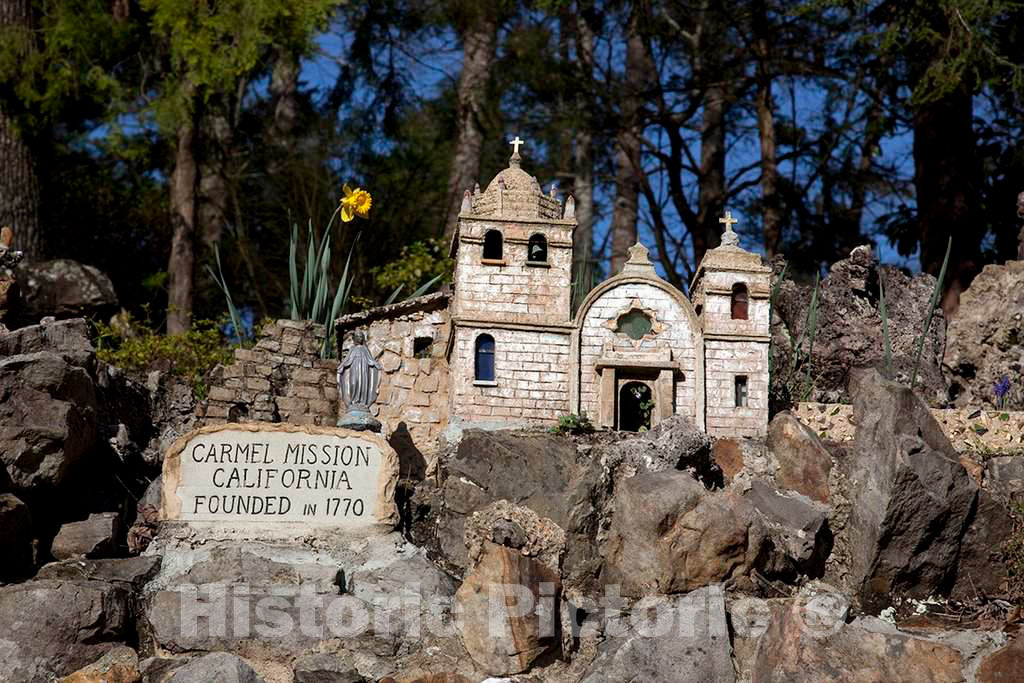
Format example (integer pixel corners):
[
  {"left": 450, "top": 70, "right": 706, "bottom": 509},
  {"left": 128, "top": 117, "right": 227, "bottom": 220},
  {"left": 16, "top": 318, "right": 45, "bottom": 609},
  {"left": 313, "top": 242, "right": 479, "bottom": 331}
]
[
  {"left": 527, "top": 233, "right": 547, "bottom": 263},
  {"left": 474, "top": 334, "right": 495, "bottom": 381},
  {"left": 731, "top": 283, "right": 749, "bottom": 320},
  {"left": 483, "top": 230, "right": 503, "bottom": 260}
]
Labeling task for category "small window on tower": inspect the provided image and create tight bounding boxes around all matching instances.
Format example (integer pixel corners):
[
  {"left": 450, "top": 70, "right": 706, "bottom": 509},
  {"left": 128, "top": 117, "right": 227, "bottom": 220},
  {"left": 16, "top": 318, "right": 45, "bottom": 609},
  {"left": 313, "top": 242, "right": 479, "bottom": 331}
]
[
  {"left": 735, "top": 375, "right": 749, "bottom": 407},
  {"left": 474, "top": 334, "right": 496, "bottom": 382},
  {"left": 731, "top": 283, "right": 749, "bottom": 320},
  {"left": 413, "top": 337, "right": 432, "bottom": 359},
  {"left": 527, "top": 233, "right": 548, "bottom": 263},
  {"left": 483, "top": 230, "right": 503, "bottom": 261}
]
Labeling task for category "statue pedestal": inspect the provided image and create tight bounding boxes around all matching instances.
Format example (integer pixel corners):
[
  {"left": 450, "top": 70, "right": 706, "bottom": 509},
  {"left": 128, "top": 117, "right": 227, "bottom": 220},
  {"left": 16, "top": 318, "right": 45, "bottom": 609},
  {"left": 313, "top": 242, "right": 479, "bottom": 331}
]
[{"left": 337, "top": 409, "right": 382, "bottom": 432}]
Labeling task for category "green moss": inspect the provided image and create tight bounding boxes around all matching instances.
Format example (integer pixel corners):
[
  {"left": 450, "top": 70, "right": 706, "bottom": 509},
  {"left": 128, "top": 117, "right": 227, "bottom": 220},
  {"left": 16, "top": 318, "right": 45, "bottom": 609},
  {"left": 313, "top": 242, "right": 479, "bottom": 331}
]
[{"left": 93, "top": 316, "right": 232, "bottom": 395}]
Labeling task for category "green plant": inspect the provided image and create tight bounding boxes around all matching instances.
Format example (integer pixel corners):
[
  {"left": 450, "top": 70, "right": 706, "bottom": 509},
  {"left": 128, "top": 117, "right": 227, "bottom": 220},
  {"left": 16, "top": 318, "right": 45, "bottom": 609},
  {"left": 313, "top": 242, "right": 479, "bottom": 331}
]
[
  {"left": 288, "top": 217, "right": 358, "bottom": 359},
  {"left": 552, "top": 412, "right": 595, "bottom": 435},
  {"left": 373, "top": 238, "right": 452, "bottom": 295},
  {"left": 206, "top": 244, "right": 244, "bottom": 345},
  {"left": 94, "top": 315, "right": 232, "bottom": 396},
  {"left": 638, "top": 397, "right": 656, "bottom": 432},
  {"left": 878, "top": 267, "right": 894, "bottom": 379},
  {"left": 910, "top": 236, "right": 951, "bottom": 389}
]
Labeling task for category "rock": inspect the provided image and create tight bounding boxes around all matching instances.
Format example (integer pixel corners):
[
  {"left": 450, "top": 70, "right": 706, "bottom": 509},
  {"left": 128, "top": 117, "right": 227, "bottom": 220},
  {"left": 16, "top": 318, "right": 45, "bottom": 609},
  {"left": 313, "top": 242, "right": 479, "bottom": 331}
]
[
  {"left": 744, "top": 480, "right": 832, "bottom": 580},
  {"left": 752, "top": 607, "right": 964, "bottom": 683},
  {"left": 138, "top": 656, "right": 187, "bottom": 682},
  {"left": 51, "top": 512, "right": 121, "bottom": 560},
  {"left": 292, "top": 653, "right": 365, "bottom": 682},
  {"left": 428, "top": 430, "right": 581, "bottom": 572},
  {"left": 950, "top": 490, "right": 1013, "bottom": 601},
  {"left": 604, "top": 415, "right": 713, "bottom": 477},
  {"left": 712, "top": 438, "right": 745, "bottom": 481},
  {"left": 602, "top": 470, "right": 707, "bottom": 597},
  {"left": 766, "top": 412, "right": 832, "bottom": 503},
  {"left": 464, "top": 500, "right": 566, "bottom": 575},
  {"left": 37, "top": 556, "right": 161, "bottom": 589},
  {"left": 0, "top": 578, "right": 131, "bottom": 680},
  {"left": 660, "top": 490, "right": 766, "bottom": 594},
  {"left": 580, "top": 586, "right": 734, "bottom": 683},
  {"left": 977, "top": 634, "right": 1024, "bottom": 682},
  {"left": 944, "top": 261, "right": 1024, "bottom": 406},
  {"left": 985, "top": 455, "right": 1024, "bottom": 503},
  {"left": 0, "top": 350, "right": 98, "bottom": 492},
  {"left": 60, "top": 645, "right": 139, "bottom": 683},
  {"left": 143, "top": 535, "right": 460, "bottom": 665},
  {"left": 772, "top": 247, "right": 947, "bottom": 403},
  {"left": 165, "top": 652, "right": 264, "bottom": 683},
  {"left": 455, "top": 542, "right": 561, "bottom": 676},
  {"left": 380, "top": 675, "right": 471, "bottom": 683},
  {"left": 0, "top": 492, "right": 34, "bottom": 581},
  {"left": 15, "top": 258, "right": 119, "bottom": 322},
  {"left": 0, "top": 317, "right": 94, "bottom": 367},
  {"left": 846, "top": 368, "right": 978, "bottom": 612}
]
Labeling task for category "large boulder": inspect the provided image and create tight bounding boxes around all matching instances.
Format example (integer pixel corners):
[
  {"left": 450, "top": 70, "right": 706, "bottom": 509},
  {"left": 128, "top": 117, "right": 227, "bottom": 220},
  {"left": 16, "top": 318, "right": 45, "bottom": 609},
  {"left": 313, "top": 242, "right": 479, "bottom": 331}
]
[
  {"left": 0, "top": 578, "right": 132, "bottom": 681},
  {"left": 845, "top": 368, "right": 977, "bottom": 612},
  {"left": 0, "top": 316, "right": 94, "bottom": 367},
  {"left": 0, "top": 492, "right": 34, "bottom": 581},
  {"left": 15, "top": 258, "right": 118, "bottom": 322},
  {"left": 752, "top": 605, "right": 965, "bottom": 682},
  {"left": 580, "top": 586, "right": 734, "bottom": 683},
  {"left": 772, "top": 246, "right": 947, "bottom": 404},
  {"left": 51, "top": 511, "right": 121, "bottom": 560},
  {"left": 165, "top": 652, "right": 263, "bottom": 683},
  {"left": 455, "top": 542, "right": 561, "bottom": 676},
  {"left": 601, "top": 470, "right": 706, "bottom": 596},
  {"left": 0, "top": 350, "right": 98, "bottom": 492},
  {"left": 766, "top": 412, "right": 832, "bottom": 503},
  {"left": 944, "top": 260, "right": 1024, "bottom": 406},
  {"left": 744, "top": 480, "right": 832, "bottom": 580},
  {"left": 59, "top": 645, "right": 140, "bottom": 683}
]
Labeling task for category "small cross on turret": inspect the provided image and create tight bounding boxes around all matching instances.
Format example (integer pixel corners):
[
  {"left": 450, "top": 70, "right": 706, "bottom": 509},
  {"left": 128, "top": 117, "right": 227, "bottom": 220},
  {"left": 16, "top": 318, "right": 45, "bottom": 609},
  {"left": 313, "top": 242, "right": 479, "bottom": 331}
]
[
  {"left": 719, "top": 210, "right": 740, "bottom": 247},
  {"left": 509, "top": 136, "right": 525, "bottom": 156}
]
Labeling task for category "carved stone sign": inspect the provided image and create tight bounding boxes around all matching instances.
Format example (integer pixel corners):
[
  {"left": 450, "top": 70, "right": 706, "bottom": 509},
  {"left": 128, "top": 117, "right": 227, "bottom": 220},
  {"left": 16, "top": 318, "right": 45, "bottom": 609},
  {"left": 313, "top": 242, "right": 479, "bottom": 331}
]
[{"left": 161, "top": 424, "right": 399, "bottom": 529}]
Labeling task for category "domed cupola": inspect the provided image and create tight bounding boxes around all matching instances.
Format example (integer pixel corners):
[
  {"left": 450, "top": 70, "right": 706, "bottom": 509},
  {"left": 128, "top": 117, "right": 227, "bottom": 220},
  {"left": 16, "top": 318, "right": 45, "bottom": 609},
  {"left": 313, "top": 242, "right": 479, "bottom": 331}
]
[{"left": 463, "top": 142, "right": 565, "bottom": 221}]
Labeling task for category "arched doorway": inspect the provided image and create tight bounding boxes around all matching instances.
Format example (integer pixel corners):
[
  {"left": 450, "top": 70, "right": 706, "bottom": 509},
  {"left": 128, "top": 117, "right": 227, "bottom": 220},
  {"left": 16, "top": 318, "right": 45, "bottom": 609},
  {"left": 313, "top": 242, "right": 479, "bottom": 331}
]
[{"left": 619, "top": 381, "right": 654, "bottom": 432}]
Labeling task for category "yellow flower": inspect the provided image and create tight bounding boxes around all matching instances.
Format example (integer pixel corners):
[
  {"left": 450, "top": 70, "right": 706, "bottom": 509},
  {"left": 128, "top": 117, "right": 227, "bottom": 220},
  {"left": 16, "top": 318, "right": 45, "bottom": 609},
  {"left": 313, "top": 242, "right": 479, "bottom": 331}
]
[{"left": 340, "top": 184, "right": 373, "bottom": 222}]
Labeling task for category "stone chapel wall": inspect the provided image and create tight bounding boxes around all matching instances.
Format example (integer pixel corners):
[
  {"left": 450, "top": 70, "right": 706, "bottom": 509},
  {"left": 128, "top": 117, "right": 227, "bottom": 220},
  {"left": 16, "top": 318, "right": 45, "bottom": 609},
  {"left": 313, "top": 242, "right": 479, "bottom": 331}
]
[
  {"left": 201, "top": 320, "right": 338, "bottom": 426},
  {"left": 577, "top": 281, "right": 699, "bottom": 423},
  {"left": 697, "top": 269, "right": 771, "bottom": 334},
  {"left": 450, "top": 326, "right": 571, "bottom": 423},
  {"left": 336, "top": 294, "right": 451, "bottom": 461}
]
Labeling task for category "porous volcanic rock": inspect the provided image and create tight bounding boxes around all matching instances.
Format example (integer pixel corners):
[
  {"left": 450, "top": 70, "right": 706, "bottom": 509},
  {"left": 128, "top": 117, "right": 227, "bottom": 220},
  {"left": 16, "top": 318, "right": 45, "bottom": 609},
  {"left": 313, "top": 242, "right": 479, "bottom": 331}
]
[
  {"left": 944, "top": 260, "right": 1024, "bottom": 406},
  {"left": 15, "top": 258, "right": 118, "bottom": 322}
]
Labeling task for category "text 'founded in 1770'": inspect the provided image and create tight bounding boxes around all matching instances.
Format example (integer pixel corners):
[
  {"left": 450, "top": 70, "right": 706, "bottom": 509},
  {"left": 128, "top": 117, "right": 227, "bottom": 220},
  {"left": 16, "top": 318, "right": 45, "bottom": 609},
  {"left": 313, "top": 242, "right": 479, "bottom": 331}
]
[{"left": 161, "top": 424, "right": 398, "bottom": 527}]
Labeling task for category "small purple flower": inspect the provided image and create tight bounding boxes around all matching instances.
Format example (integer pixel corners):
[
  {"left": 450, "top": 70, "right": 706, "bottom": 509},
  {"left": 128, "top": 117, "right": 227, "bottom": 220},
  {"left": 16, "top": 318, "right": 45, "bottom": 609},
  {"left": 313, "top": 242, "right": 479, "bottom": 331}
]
[{"left": 994, "top": 376, "right": 1011, "bottom": 399}]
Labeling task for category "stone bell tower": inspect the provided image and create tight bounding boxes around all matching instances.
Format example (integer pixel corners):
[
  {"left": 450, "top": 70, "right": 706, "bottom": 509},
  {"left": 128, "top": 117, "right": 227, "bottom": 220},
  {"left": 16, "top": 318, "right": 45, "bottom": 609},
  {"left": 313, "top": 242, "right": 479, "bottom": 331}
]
[
  {"left": 447, "top": 138, "right": 577, "bottom": 424},
  {"left": 690, "top": 212, "right": 772, "bottom": 437}
]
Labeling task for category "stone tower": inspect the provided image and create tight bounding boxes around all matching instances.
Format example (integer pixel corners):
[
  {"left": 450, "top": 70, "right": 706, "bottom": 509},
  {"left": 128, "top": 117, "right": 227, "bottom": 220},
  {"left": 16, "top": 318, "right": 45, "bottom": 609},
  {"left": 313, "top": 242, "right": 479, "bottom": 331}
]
[
  {"left": 447, "top": 141, "right": 577, "bottom": 424},
  {"left": 689, "top": 212, "right": 772, "bottom": 437}
]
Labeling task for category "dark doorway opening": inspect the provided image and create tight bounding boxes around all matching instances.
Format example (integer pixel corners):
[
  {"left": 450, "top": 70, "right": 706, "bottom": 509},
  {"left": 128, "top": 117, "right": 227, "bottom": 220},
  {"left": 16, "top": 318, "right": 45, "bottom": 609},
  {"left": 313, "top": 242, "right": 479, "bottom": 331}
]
[{"left": 619, "top": 381, "right": 653, "bottom": 432}]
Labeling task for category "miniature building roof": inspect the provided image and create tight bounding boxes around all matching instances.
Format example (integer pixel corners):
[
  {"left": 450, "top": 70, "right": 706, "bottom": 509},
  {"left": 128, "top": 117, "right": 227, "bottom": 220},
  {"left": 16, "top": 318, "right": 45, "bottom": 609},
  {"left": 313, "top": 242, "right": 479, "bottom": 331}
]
[{"left": 466, "top": 150, "right": 565, "bottom": 221}]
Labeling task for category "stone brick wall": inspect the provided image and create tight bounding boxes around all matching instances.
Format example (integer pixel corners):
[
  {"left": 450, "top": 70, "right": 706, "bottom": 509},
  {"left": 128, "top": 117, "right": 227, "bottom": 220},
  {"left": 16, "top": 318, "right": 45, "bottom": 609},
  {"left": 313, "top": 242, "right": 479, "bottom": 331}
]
[
  {"left": 201, "top": 320, "right": 338, "bottom": 426},
  {"left": 454, "top": 218, "right": 573, "bottom": 326},
  {"left": 336, "top": 294, "right": 450, "bottom": 465},
  {"left": 450, "top": 326, "right": 571, "bottom": 423},
  {"left": 704, "top": 339, "right": 770, "bottom": 438},
  {"left": 694, "top": 269, "right": 771, "bottom": 337},
  {"left": 794, "top": 402, "right": 1024, "bottom": 453},
  {"left": 577, "top": 281, "right": 699, "bottom": 424}
]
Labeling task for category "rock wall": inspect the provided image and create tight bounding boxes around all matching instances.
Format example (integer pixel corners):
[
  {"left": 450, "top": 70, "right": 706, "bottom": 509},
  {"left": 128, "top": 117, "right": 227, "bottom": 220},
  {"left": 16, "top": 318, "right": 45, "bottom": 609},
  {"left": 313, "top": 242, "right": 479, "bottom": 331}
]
[
  {"left": 201, "top": 320, "right": 338, "bottom": 426},
  {"left": 793, "top": 401, "right": 1024, "bottom": 452}
]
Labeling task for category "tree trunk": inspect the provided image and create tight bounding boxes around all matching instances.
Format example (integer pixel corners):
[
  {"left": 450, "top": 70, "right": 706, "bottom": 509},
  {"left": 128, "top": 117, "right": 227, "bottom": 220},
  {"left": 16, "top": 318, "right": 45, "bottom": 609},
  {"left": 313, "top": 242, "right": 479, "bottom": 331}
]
[
  {"left": 912, "top": 83, "right": 979, "bottom": 314},
  {"left": 167, "top": 122, "right": 198, "bottom": 334},
  {"left": 198, "top": 104, "right": 231, "bottom": 248},
  {"left": 572, "top": 9, "right": 596, "bottom": 289},
  {"left": 442, "top": 9, "right": 498, "bottom": 242},
  {"left": 754, "top": 3, "right": 781, "bottom": 257},
  {"left": 609, "top": 9, "right": 650, "bottom": 274},
  {"left": 691, "top": 2, "right": 728, "bottom": 267},
  {"left": 0, "top": 0, "right": 41, "bottom": 259}
]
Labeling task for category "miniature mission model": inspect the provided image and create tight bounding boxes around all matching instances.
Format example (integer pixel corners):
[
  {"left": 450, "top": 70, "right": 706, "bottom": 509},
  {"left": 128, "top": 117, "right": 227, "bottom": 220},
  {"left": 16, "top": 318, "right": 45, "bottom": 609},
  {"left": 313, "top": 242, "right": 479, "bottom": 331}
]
[{"left": 337, "top": 138, "right": 772, "bottom": 439}]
